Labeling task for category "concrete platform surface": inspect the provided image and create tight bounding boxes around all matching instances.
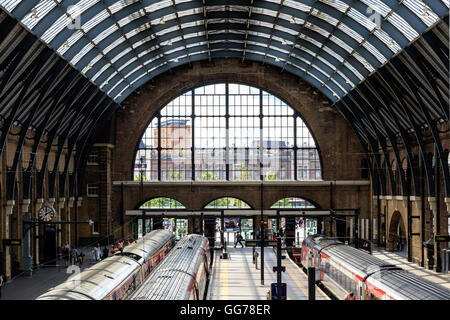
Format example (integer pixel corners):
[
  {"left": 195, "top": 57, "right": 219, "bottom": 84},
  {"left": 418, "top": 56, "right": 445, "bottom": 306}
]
[
  {"left": 0, "top": 247, "right": 101, "bottom": 300},
  {"left": 207, "top": 247, "right": 329, "bottom": 300},
  {"left": 372, "top": 247, "right": 450, "bottom": 290}
]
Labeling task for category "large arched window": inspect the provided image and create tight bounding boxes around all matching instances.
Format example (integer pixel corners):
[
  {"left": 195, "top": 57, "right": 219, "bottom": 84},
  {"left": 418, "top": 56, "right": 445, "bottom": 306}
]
[{"left": 134, "top": 83, "right": 322, "bottom": 181}]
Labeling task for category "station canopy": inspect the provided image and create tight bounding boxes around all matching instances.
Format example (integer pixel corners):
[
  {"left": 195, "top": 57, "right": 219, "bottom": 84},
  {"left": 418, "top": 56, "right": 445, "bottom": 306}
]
[
  {"left": 0, "top": 1, "right": 448, "bottom": 198},
  {"left": 0, "top": 0, "right": 447, "bottom": 104}
]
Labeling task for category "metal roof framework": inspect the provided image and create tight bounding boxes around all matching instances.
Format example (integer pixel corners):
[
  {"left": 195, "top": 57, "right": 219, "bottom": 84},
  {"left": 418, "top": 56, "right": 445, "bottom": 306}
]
[{"left": 0, "top": 0, "right": 448, "bottom": 200}]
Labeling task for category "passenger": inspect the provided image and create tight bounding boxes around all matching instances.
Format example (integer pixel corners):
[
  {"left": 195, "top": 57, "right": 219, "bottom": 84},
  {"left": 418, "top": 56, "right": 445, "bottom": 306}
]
[
  {"left": 118, "top": 241, "right": 123, "bottom": 255},
  {"left": 95, "top": 243, "right": 101, "bottom": 261},
  {"left": 77, "top": 249, "right": 85, "bottom": 265},
  {"left": 62, "top": 242, "right": 70, "bottom": 267},
  {"left": 102, "top": 246, "right": 109, "bottom": 260},
  {"left": 235, "top": 233, "right": 244, "bottom": 248},
  {"left": 70, "top": 246, "right": 78, "bottom": 265},
  {"left": 110, "top": 244, "right": 116, "bottom": 255}
]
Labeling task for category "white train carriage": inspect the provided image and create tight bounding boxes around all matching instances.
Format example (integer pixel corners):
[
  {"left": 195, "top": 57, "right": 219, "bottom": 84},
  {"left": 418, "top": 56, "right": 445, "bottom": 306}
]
[
  {"left": 36, "top": 229, "right": 175, "bottom": 300},
  {"left": 131, "top": 234, "right": 210, "bottom": 300},
  {"left": 301, "top": 235, "right": 450, "bottom": 300}
]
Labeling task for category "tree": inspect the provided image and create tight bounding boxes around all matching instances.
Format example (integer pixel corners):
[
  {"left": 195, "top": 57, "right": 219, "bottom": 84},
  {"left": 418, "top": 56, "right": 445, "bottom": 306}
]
[
  {"left": 169, "top": 170, "right": 181, "bottom": 180},
  {"left": 134, "top": 172, "right": 147, "bottom": 181},
  {"left": 264, "top": 171, "right": 277, "bottom": 181},
  {"left": 199, "top": 169, "right": 218, "bottom": 181},
  {"left": 237, "top": 164, "right": 251, "bottom": 180}
]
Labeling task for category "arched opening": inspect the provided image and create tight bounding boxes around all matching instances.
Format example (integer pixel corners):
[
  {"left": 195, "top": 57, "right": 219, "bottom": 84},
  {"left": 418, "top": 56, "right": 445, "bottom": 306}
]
[
  {"left": 204, "top": 197, "right": 252, "bottom": 245},
  {"left": 137, "top": 197, "right": 186, "bottom": 239},
  {"left": 270, "top": 197, "right": 318, "bottom": 245},
  {"left": 133, "top": 83, "right": 322, "bottom": 182},
  {"left": 388, "top": 211, "right": 407, "bottom": 255},
  {"left": 203, "top": 197, "right": 252, "bottom": 209}
]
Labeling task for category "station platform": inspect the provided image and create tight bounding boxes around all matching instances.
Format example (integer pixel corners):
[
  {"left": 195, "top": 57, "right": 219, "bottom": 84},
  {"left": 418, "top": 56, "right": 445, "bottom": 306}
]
[
  {"left": 372, "top": 247, "right": 450, "bottom": 290},
  {"left": 207, "top": 247, "right": 329, "bottom": 300},
  {"left": 0, "top": 247, "right": 101, "bottom": 300}
]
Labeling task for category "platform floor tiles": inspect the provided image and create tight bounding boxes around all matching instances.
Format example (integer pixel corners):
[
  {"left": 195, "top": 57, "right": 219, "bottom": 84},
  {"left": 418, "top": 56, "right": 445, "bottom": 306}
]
[
  {"left": 207, "top": 247, "right": 329, "bottom": 300},
  {"left": 372, "top": 247, "right": 450, "bottom": 290}
]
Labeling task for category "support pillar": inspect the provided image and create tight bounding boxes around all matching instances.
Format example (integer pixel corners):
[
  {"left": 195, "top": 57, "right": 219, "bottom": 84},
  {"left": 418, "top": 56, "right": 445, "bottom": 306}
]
[
  {"left": 203, "top": 217, "right": 216, "bottom": 248},
  {"left": 35, "top": 199, "right": 44, "bottom": 265},
  {"left": 58, "top": 198, "right": 65, "bottom": 248},
  {"left": 285, "top": 216, "right": 296, "bottom": 247},
  {"left": 3, "top": 200, "right": 15, "bottom": 279},
  {"left": 67, "top": 197, "right": 75, "bottom": 246},
  {"left": 22, "top": 212, "right": 32, "bottom": 277}
]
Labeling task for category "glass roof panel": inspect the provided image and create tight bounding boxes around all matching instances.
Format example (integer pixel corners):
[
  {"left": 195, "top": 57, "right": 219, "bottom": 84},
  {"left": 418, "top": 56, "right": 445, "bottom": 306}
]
[{"left": 0, "top": 0, "right": 446, "bottom": 103}]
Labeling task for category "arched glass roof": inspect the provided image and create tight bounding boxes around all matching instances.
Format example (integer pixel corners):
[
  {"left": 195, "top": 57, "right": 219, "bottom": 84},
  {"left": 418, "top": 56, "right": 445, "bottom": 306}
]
[{"left": 1, "top": 0, "right": 447, "bottom": 103}]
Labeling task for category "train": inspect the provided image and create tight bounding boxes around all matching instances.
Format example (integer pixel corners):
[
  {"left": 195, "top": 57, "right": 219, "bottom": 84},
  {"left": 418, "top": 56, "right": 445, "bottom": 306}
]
[
  {"left": 301, "top": 234, "right": 450, "bottom": 300},
  {"left": 131, "top": 234, "right": 211, "bottom": 300},
  {"left": 36, "top": 229, "right": 175, "bottom": 300}
]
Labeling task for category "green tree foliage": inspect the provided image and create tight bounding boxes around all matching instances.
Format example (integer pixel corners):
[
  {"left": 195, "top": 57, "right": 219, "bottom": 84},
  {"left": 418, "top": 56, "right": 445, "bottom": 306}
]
[
  {"left": 237, "top": 164, "right": 251, "bottom": 180},
  {"left": 169, "top": 170, "right": 181, "bottom": 180},
  {"left": 264, "top": 171, "right": 277, "bottom": 180},
  {"left": 134, "top": 172, "right": 147, "bottom": 181},
  {"left": 199, "top": 169, "right": 218, "bottom": 181}
]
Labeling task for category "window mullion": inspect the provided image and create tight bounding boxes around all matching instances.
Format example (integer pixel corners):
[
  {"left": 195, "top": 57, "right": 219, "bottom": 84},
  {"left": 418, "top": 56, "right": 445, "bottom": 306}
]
[{"left": 191, "top": 89, "right": 195, "bottom": 181}]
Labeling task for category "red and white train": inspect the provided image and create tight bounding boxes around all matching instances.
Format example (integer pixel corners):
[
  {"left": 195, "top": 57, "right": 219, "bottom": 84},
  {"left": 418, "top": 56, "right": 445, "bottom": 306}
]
[
  {"left": 37, "top": 229, "right": 175, "bottom": 300},
  {"left": 301, "top": 235, "right": 450, "bottom": 300},
  {"left": 131, "top": 234, "right": 211, "bottom": 300}
]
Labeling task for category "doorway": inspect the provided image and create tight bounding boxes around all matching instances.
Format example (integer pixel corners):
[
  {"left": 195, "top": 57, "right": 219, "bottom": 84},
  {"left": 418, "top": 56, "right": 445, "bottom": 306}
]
[{"left": 42, "top": 226, "right": 57, "bottom": 265}]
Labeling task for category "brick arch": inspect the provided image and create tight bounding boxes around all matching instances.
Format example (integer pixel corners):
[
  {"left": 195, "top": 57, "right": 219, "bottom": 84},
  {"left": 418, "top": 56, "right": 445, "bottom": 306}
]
[
  {"left": 267, "top": 196, "right": 320, "bottom": 209},
  {"left": 201, "top": 196, "right": 254, "bottom": 209},
  {"left": 113, "top": 59, "right": 362, "bottom": 182},
  {"left": 136, "top": 196, "right": 187, "bottom": 210},
  {"left": 387, "top": 210, "right": 406, "bottom": 251}
]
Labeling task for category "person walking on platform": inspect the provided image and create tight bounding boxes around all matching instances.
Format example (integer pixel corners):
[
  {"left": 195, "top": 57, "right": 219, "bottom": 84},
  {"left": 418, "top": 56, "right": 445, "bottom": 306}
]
[{"left": 234, "top": 233, "right": 244, "bottom": 248}]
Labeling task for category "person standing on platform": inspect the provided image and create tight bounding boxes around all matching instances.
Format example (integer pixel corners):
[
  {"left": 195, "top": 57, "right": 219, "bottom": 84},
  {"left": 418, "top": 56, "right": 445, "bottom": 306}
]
[
  {"left": 62, "top": 243, "right": 70, "bottom": 267},
  {"left": 102, "top": 246, "right": 109, "bottom": 260},
  {"left": 70, "top": 246, "right": 78, "bottom": 265},
  {"left": 95, "top": 243, "right": 101, "bottom": 262},
  {"left": 110, "top": 244, "right": 116, "bottom": 255},
  {"left": 118, "top": 241, "right": 123, "bottom": 255}
]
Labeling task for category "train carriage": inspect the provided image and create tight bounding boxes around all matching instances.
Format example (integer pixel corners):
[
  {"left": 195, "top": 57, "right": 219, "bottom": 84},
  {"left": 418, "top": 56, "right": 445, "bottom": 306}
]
[
  {"left": 131, "top": 234, "right": 211, "bottom": 300},
  {"left": 36, "top": 229, "right": 175, "bottom": 300},
  {"left": 301, "top": 235, "right": 450, "bottom": 300}
]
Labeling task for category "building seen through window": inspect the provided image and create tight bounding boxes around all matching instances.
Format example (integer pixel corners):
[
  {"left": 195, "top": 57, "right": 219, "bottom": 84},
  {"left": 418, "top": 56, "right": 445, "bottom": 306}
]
[{"left": 134, "top": 83, "right": 321, "bottom": 181}]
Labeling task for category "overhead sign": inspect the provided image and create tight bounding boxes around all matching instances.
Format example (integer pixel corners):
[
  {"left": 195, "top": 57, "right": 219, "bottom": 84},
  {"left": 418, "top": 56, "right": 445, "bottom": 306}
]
[
  {"left": 435, "top": 235, "right": 450, "bottom": 242},
  {"left": 3, "top": 239, "right": 21, "bottom": 246}
]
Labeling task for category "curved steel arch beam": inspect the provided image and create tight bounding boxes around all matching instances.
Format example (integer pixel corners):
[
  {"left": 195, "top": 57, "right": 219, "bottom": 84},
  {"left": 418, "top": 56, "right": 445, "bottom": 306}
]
[
  {"left": 352, "top": 86, "right": 405, "bottom": 196},
  {"left": 22, "top": 70, "right": 84, "bottom": 200},
  {"left": 6, "top": 58, "right": 67, "bottom": 201},
  {"left": 378, "top": 65, "right": 435, "bottom": 197},
  {"left": 334, "top": 99, "right": 381, "bottom": 195},
  {"left": 390, "top": 59, "right": 450, "bottom": 197},
  {"left": 341, "top": 94, "right": 388, "bottom": 195},
  {"left": 75, "top": 15, "right": 372, "bottom": 95}
]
